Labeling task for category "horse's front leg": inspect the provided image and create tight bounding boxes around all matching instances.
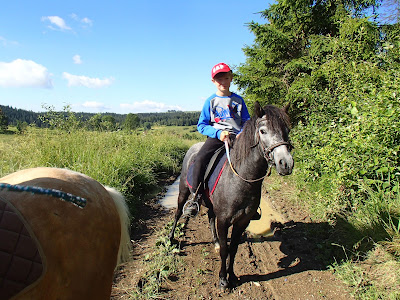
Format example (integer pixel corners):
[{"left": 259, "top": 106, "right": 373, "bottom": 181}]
[
  {"left": 168, "top": 189, "right": 190, "bottom": 241},
  {"left": 207, "top": 208, "right": 220, "bottom": 252},
  {"left": 227, "top": 221, "right": 249, "bottom": 287},
  {"left": 217, "top": 219, "right": 230, "bottom": 290}
]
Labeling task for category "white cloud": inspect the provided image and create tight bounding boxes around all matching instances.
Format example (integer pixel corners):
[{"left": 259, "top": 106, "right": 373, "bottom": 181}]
[
  {"left": 81, "top": 17, "right": 93, "bottom": 27},
  {"left": 62, "top": 72, "right": 113, "bottom": 88},
  {"left": 71, "top": 101, "right": 111, "bottom": 112},
  {"left": 0, "top": 59, "right": 53, "bottom": 88},
  {"left": 120, "top": 100, "right": 183, "bottom": 113},
  {"left": 73, "top": 55, "right": 82, "bottom": 64},
  {"left": 0, "top": 36, "right": 18, "bottom": 47},
  {"left": 82, "top": 101, "right": 105, "bottom": 108},
  {"left": 41, "top": 16, "right": 71, "bottom": 31},
  {"left": 70, "top": 14, "right": 93, "bottom": 28}
]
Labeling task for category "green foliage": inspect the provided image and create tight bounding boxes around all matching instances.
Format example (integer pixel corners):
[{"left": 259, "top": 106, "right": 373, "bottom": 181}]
[
  {"left": 237, "top": 0, "right": 400, "bottom": 297},
  {"left": 129, "top": 220, "right": 184, "bottom": 299},
  {"left": 238, "top": 0, "right": 400, "bottom": 217},
  {"left": 38, "top": 104, "right": 82, "bottom": 132},
  {"left": 16, "top": 121, "right": 28, "bottom": 134},
  {"left": 0, "top": 108, "right": 8, "bottom": 132},
  {"left": 124, "top": 113, "right": 140, "bottom": 130},
  {"left": 235, "top": 0, "right": 379, "bottom": 109},
  {"left": 86, "top": 113, "right": 103, "bottom": 130}
]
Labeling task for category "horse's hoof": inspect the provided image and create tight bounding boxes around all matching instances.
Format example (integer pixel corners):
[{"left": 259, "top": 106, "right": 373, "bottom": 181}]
[
  {"left": 219, "top": 278, "right": 229, "bottom": 291},
  {"left": 229, "top": 274, "right": 239, "bottom": 287},
  {"left": 169, "top": 238, "right": 179, "bottom": 245},
  {"left": 214, "top": 242, "right": 220, "bottom": 253}
]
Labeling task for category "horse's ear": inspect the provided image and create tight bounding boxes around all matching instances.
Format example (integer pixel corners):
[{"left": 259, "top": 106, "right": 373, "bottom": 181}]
[
  {"left": 254, "top": 101, "right": 265, "bottom": 118},
  {"left": 283, "top": 103, "right": 290, "bottom": 114}
]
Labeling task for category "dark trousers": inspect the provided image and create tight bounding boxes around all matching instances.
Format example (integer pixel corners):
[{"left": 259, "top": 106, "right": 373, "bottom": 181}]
[{"left": 191, "top": 137, "right": 224, "bottom": 194}]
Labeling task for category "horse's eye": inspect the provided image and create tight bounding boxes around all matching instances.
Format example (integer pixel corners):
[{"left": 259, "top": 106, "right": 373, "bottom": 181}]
[{"left": 260, "top": 129, "right": 266, "bottom": 135}]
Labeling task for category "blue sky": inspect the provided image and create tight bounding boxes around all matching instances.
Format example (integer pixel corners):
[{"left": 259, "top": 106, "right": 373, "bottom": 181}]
[{"left": 0, "top": 0, "right": 273, "bottom": 113}]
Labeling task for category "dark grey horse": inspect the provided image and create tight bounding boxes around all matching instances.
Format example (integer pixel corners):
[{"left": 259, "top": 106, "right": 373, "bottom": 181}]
[{"left": 169, "top": 102, "right": 294, "bottom": 290}]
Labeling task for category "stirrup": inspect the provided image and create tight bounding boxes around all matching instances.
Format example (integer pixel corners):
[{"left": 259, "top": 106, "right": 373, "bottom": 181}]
[{"left": 183, "top": 197, "right": 200, "bottom": 217}]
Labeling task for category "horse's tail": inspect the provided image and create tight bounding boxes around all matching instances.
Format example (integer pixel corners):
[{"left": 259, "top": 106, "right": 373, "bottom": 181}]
[{"left": 105, "top": 186, "right": 132, "bottom": 266}]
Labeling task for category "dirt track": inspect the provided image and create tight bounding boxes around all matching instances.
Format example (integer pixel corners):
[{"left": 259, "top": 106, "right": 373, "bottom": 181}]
[{"left": 112, "top": 178, "right": 353, "bottom": 299}]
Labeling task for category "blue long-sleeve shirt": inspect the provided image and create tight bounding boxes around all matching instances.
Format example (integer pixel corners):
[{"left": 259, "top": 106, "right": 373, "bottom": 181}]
[{"left": 197, "top": 93, "right": 250, "bottom": 140}]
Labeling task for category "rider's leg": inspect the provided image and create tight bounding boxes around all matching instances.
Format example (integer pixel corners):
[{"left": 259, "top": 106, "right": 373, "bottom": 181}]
[{"left": 183, "top": 137, "right": 224, "bottom": 217}]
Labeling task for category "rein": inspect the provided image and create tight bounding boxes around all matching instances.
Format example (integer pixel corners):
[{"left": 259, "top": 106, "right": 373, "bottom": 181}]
[
  {"left": 0, "top": 183, "right": 87, "bottom": 208},
  {"left": 225, "top": 140, "right": 272, "bottom": 183},
  {"left": 224, "top": 118, "right": 293, "bottom": 183}
]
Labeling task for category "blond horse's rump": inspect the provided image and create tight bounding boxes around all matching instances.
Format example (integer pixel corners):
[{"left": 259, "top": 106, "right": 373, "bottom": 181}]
[
  {"left": 0, "top": 167, "right": 131, "bottom": 300},
  {"left": 104, "top": 186, "right": 132, "bottom": 265}
]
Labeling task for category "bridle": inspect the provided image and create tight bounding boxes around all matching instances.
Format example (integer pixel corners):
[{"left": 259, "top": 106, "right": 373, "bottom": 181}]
[
  {"left": 256, "top": 138, "right": 293, "bottom": 166},
  {"left": 225, "top": 116, "right": 293, "bottom": 183},
  {"left": 253, "top": 116, "right": 293, "bottom": 164}
]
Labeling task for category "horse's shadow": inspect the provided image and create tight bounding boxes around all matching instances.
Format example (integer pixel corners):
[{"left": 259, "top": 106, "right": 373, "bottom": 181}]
[
  {"left": 177, "top": 213, "right": 361, "bottom": 287},
  {"left": 237, "top": 219, "right": 350, "bottom": 286}
]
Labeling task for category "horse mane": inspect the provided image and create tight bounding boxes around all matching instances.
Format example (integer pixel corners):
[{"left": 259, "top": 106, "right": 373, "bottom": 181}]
[{"left": 231, "top": 105, "right": 291, "bottom": 166}]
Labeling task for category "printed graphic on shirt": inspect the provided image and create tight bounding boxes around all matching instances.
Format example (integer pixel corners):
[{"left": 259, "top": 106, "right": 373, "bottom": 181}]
[{"left": 213, "top": 101, "right": 240, "bottom": 123}]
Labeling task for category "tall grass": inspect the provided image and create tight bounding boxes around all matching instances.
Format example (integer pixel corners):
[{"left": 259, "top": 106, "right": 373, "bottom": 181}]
[{"left": 0, "top": 126, "right": 202, "bottom": 217}]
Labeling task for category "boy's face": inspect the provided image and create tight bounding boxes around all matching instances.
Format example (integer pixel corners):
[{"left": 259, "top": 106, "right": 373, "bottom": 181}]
[{"left": 212, "top": 72, "right": 233, "bottom": 95}]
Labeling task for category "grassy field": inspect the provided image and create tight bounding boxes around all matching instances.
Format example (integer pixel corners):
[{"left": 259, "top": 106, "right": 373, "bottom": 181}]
[
  {"left": 2, "top": 125, "right": 399, "bottom": 299},
  {"left": 0, "top": 125, "right": 203, "bottom": 218}
]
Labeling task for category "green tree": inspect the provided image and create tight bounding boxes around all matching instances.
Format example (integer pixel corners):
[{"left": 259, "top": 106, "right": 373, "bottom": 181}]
[
  {"left": 101, "top": 115, "right": 116, "bottom": 131},
  {"left": 234, "top": 0, "right": 379, "bottom": 113},
  {"left": 235, "top": 0, "right": 399, "bottom": 207},
  {"left": 16, "top": 121, "right": 28, "bottom": 134},
  {"left": 143, "top": 122, "right": 151, "bottom": 130},
  {"left": 87, "top": 114, "right": 102, "bottom": 130},
  {"left": 124, "top": 113, "right": 140, "bottom": 130},
  {"left": 38, "top": 104, "right": 81, "bottom": 132},
  {"left": 0, "top": 108, "right": 8, "bottom": 132}
]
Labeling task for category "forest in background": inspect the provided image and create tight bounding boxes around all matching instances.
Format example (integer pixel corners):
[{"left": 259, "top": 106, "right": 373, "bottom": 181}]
[{"left": 0, "top": 104, "right": 200, "bottom": 131}]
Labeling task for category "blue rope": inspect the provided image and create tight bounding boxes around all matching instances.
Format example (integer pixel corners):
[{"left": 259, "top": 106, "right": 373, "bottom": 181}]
[{"left": 0, "top": 183, "right": 87, "bottom": 208}]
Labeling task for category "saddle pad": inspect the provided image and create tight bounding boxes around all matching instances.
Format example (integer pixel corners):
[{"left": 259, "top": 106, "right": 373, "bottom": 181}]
[
  {"left": 186, "top": 153, "right": 228, "bottom": 201},
  {"left": 0, "top": 197, "right": 44, "bottom": 300}
]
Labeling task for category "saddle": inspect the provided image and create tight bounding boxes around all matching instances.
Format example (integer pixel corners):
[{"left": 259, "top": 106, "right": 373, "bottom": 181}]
[
  {"left": 186, "top": 145, "right": 228, "bottom": 202},
  {"left": 0, "top": 197, "right": 45, "bottom": 300}
]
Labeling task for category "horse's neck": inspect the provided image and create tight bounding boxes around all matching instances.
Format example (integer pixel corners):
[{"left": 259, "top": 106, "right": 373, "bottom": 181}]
[{"left": 231, "top": 141, "right": 269, "bottom": 181}]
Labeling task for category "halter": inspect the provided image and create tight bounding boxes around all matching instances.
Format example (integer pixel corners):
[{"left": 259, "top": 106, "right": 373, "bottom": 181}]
[{"left": 225, "top": 116, "right": 293, "bottom": 183}]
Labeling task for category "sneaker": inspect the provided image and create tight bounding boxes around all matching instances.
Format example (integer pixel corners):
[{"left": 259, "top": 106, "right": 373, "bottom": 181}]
[{"left": 183, "top": 193, "right": 200, "bottom": 217}]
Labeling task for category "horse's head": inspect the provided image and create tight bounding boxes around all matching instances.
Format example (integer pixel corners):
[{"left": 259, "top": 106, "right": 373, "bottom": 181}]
[{"left": 254, "top": 101, "right": 294, "bottom": 175}]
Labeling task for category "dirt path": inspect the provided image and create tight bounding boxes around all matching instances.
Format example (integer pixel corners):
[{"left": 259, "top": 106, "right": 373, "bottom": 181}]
[{"left": 112, "top": 178, "right": 353, "bottom": 299}]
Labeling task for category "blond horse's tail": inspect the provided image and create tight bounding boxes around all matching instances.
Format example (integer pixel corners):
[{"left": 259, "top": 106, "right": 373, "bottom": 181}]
[{"left": 105, "top": 187, "right": 132, "bottom": 266}]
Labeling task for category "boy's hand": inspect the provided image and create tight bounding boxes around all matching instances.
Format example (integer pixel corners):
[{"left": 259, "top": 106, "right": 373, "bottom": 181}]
[{"left": 220, "top": 131, "right": 229, "bottom": 142}]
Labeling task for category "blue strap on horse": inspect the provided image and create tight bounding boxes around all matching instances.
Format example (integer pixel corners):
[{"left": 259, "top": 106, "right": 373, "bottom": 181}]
[{"left": 0, "top": 183, "right": 87, "bottom": 208}]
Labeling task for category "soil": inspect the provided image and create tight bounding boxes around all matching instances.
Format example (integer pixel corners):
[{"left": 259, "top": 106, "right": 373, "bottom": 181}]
[{"left": 111, "top": 176, "right": 354, "bottom": 300}]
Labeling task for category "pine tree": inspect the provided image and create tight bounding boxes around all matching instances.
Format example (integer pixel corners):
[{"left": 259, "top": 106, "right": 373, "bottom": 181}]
[{"left": 0, "top": 107, "right": 9, "bottom": 132}]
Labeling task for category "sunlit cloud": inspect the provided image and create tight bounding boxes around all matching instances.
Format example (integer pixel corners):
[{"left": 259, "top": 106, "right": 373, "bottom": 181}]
[
  {"left": 41, "top": 16, "right": 71, "bottom": 31},
  {"left": 62, "top": 72, "right": 114, "bottom": 88},
  {"left": 73, "top": 54, "right": 82, "bottom": 64},
  {"left": 82, "top": 101, "right": 106, "bottom": 109},
  {"left": 71, "top": 101, "right": 110, "bottom": 112},
  {"left": 120, "top": 100, "right": 183, "bottom": 113},
  {"left": 0, "top": 59, "right": 53, "bottom": 88}
]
